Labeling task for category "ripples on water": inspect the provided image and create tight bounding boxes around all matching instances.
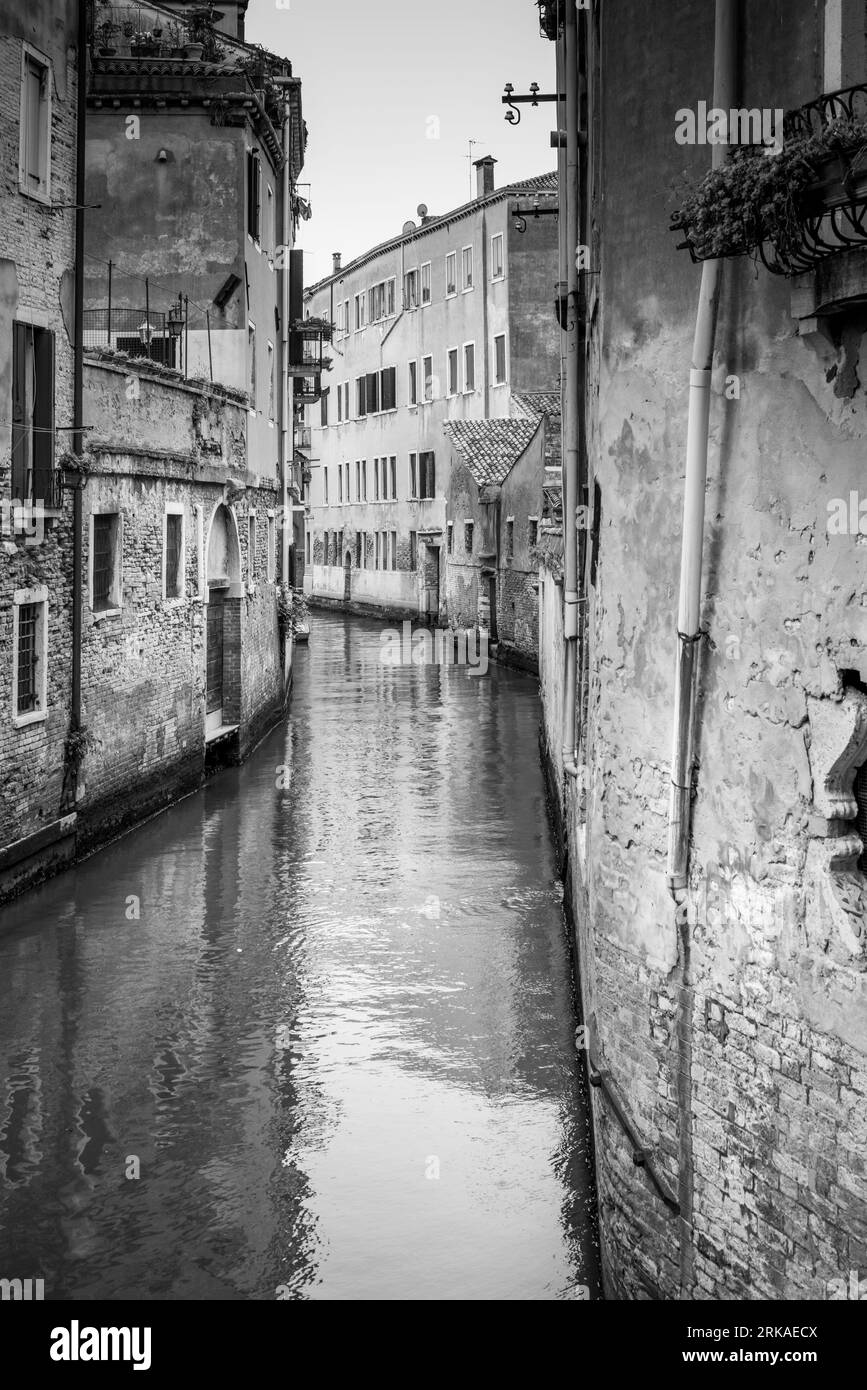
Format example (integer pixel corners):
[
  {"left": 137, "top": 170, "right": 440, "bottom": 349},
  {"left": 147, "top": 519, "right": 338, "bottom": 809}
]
[{"left": 0, "top": 613, "right": 601, "bottom": 1300}]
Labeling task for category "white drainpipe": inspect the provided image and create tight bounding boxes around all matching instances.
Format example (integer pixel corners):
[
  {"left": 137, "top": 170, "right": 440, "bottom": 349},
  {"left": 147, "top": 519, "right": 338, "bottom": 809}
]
[{"left": 667, "top": 0, "right": 739, "bottom": 894}]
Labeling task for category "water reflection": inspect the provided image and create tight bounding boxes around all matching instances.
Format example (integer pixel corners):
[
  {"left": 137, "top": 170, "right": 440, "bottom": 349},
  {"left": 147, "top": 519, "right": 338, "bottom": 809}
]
[{"left": 0, "top": 612, "right": 600, "bottom": 1300}]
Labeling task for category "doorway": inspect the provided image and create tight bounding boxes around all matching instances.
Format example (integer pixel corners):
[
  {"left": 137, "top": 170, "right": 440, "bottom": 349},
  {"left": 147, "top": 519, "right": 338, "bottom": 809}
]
[
  {"left": 422, "top": 544, "right": 440, "bottom": 619},
  {"left": 206, "top": 586, "right": 226, "bottom": 734},
  {"left": 344, "top": 550, "right": 352, "bottom": 603}
]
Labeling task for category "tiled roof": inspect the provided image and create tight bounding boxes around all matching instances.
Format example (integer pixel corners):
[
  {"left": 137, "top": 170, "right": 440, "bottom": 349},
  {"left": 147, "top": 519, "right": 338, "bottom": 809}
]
[
  {"left": 511, "top": 391, "right": 561, "bottom": 420},
  {"left": 443, "top": 419, "right": 540, "bottom": 487}
]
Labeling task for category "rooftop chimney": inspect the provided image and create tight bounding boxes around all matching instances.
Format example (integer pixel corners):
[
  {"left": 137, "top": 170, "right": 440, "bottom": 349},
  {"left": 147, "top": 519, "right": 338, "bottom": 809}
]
[
  {"left": 332, "top": 252, "right": 342, "bottom": 273},
  {"left": 473, "top": 155, "right": 497, "bottom": 199}
]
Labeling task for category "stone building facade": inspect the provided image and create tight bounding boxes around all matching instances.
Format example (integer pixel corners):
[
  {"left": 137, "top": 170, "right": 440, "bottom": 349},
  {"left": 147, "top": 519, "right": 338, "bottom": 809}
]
[
  {"left": 0, "top": 0, "right": 79, "bottom": 900},
  {"left": 538, "top": 0, "right": 867, "bottom": 1299},
  {"left": 303, "top": 159, "right": 559, "bottom": 627}
]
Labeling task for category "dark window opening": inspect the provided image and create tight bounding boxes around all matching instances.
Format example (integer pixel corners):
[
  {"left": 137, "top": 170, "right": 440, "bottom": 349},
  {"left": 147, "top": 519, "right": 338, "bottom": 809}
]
[
  {"left": 16, "top": 602, "right": 39, "bottom": 714},
  {"left": 165, "top": 513, "right": 183, "bottom": 599},
  {"left": 93, "top": 513, "right": 118, "bottom": 611}
]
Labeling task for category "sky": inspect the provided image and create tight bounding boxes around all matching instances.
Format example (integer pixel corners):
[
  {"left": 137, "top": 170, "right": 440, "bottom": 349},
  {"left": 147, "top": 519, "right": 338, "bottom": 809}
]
[{"left": 246, "top": 0, "right": 556, "bottom": 286}]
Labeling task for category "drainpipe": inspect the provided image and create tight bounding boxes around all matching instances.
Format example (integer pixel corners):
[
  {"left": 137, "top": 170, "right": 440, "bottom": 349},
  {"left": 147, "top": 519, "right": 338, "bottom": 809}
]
[
  {"left": 280, "top": 85, "right": 291, "bottom": 592},
  {"left": 667, "top": 0, "right": 738, "bottom": 893},
  {"left": 70, "top": 0, "right": 87, "bottom": 760},
  {"left": 562, "top": 0, "right": 581, "bottom": 778},
  {"left": 667, "top": 0, "right": 738, "bottom": 1297}
]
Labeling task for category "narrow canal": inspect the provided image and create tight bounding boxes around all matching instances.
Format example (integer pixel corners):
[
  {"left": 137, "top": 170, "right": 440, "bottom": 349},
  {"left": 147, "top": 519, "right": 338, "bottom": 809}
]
[{"left": 0, "top": 613, "right": 600, "bottom": 1301}]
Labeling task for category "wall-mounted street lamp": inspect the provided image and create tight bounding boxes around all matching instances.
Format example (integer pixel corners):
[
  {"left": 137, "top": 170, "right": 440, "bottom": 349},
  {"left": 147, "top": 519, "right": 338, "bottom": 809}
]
[{"left": 502, "top": 81, "right": 563, "bottom": 126}]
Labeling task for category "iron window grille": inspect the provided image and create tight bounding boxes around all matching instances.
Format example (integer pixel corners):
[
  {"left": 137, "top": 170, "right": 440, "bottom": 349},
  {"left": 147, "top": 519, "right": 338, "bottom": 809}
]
[{"left": 16, "top": 602, "right": 39, "bottom": 714}]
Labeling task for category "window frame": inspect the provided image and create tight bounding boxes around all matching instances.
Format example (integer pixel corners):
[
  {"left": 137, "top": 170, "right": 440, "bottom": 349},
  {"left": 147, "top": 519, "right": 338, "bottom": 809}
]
[
  {"left": 162, "top": 502, "right": 186, "bottom": 603},
  {"left": 19, "top": 44, "right": 51, "bottom": 204},
  {"left": 494, "top": 333, "right": 507, "bottom": 385},
  {"left": 11, "top": 584, "right": 48, "bottom": 728},
  {"left": 445, "top": 251, "right": 457, "bottom": 298},
  {"left": 491, "top": 232, "right": 505, "bottom": 280},
  {"left": 447, "top": 347, "right": 459, "bottom": 397},
  {"left": 423, "top": 355, "right": 434, "bottom": 403},
  {"left": 461, "top": 244, "right": 474, "bottom": 292},
  {"left": 408, "top": 359, "right": 418, "bottom": 407},
  {"left": 404, "top": 267, "right": 419, "bottom": 310},
  {"left": 267, "top": 510, "right": 276, "bottom": 582},
  {"left": 463, "top": 341, "right": 476, "bottom": 394},
  {"left": 420, "top": 261, "right": 432, "bottom": 305},
  {"left": 248, "top": 512, "right": 257, "bottom": 588}
]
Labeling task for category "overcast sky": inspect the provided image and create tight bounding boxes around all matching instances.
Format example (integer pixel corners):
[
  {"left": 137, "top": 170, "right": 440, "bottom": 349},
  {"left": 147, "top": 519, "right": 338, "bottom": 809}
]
[{"left": 246, "top": 0, "right": 556, "bottom": 285}]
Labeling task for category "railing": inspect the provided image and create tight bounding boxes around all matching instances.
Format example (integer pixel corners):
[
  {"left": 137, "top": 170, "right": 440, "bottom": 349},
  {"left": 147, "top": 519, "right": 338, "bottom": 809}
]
[{"left": 83, "top": 307, "right": 179, "bottom": 368}]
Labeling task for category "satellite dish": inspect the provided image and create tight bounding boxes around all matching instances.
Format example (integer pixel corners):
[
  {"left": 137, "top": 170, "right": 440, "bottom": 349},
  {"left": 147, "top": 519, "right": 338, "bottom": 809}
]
[
  {"left": 402, "top": 219, "right": 416, "bottom": 233},
  {"left": 417, "top": 203, "right": 428, "bottom": 218}
]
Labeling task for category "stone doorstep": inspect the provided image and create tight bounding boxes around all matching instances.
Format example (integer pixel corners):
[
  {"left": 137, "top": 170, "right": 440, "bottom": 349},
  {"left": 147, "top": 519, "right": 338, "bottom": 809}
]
[
  {"left": 204, "top": 723, "right": 240, "bottom": 746},
  {"left": 0, "top": 813, "right": 78, "bottom": 874}
]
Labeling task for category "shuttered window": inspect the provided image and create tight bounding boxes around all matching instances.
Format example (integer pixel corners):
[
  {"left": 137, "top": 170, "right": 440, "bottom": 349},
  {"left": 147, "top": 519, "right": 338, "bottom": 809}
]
[
  {"left": 11, "top": 322, "right": 54, "bottom": 505},
  {"left": 21, "top": 51, "right": 50, "bottom": 198}
]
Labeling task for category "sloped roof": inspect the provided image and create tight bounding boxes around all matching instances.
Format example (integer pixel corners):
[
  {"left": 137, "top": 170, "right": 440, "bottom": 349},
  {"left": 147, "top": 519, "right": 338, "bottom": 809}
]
[
  {"left": 305, "top": 171, "right": 558, "bottom": 296},
  {"left": 443, "top": 419, "right": 540, "bottom": 487},
  {"left": 511, "top": 390, "right": 561, "bottom": 420}
]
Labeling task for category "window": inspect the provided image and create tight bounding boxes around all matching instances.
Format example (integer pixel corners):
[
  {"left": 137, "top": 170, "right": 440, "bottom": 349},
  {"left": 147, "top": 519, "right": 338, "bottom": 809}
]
[
  {"left": 268, "top": 342, "right": 275, "bottom": 421},
  {"left": 345, "top": 461, "right": 350, "bottom": 501},
  {"left": 354, "top": 292, "right": 366, "bottom": 330},
  {"left": 381, "top": 366, "right": 397, "bottom": 411},
  {"left": 267, "top": 512, "right": 276, "bottom": 581},
  {"left": 494, "top": 333, "right": 507, "bottom": 385},
  {"left": 423, "top": 355, "right": 434, "bottom": 402},
  {"left": 462, "top": 245, "right": 474, "bottom": 290},
  {"left": 506, "top": 517, "right": 514, "bottom": 559},
  {"left": 463, "top": 342, "right": 475, "bottom": 393},
  {"left": 247, "top": 323, "right": 256, "bottom": 409},
  {"left": 380, "top": 457, "right": 388, "bottom": 500},
  {"left": 355, "top": 459, "right": 361, "bottom": 500},
  {"left": 11, "top": 321, "right": 54, "bottom": 505},
  {"left": 337, "top": 529, "right": 344, "bottom": 563},
  {"left": 12, "top": 587, "right": 48, "bottom": 726},
  {"left": 374, "top": 457, "right": 380, "bottom": 502},
  {"left": 336, "top": 300, "right": 347, "bottom": 337},
  {"left": 410, "top": 531, "right": 418, "bottom": 571},
  {"left": 324, "top": 467, "right": 329, "bottom": 505},
  {"left": 20, "top": 48, "right": 50, "bottom": 201},
  {"left": 446, "top": 251, "right": 457, "bottom": 297},
  {"left": 366, "top": 371, "right": 380, "bottom": 415},
  {"left": 91, "top": 512, "right": 122, "bottom": 613},
  {"left": 409, "top": 453, "right": 418, "bottom": 499},
  {"left": 421, "top": 262, "right": 431, "bottom": 305},
  {"left": 491, "top": 232, "right": 504, "bottom": 280},
  {"left": 247, "top": 149, "right": 261, "bottom": 242},
  {"left": 375, "top": 532, "right": 380, "bottom": 569},
  {"left": 447, "top": 521, "right": 453, "bottom": 555},
  {"left": 419, "top": 451, "right": 436, "bottom": 499},
  {"left": 465, "top": 520, "right": 474, "bottom": 552},
  {"left": 408, "top": 360, "right": 418, "bottom": 406},
  {"left": 338, "top": 465, "right": 343, "bottom": 503},
  {"left": 248, "top": 513, "right": 257, "bottom": 583},
  {"left": 358, "top": 531, "right": 366, "bottom": 568},
  {"left": 404, "top": 268, "right": 419, "bottom": 309},
  {"left": 356, "top": 376, "right": 367, "bottom": 417},
  {"left": 389, "top": 456, "right": 396, "bottom": 500},
  {"left": 528, "top": 517, "right": 539, "bottom": 546},
  {"left": 164, "top": 507, "right": 184, "bottom": 600},
  {"left": 362, "top": 459, "right": 367, "bottom": 501},
  {"left": 391, "top": 531, "right": 397, "bottom": 571},
  {"left": 343, "top": 382, "right": 350, "bottom": 419},
  {"left": 447, "top": 348, "right": 459, "bottom": 396},
  {"left": 321, "top": 386, "right": 329, "bottom": 427},
  {"left": 266, "top": 185, "right": 274, "bottom": 256},
  {"left": 306, "top": 532, "right": 311, "bottom": 566},
  {"left": 337, "top": 384, "right": 343, "bottom": 423},
  {"left": 368, "top": 278, "right": 396, "bottom": 322}
]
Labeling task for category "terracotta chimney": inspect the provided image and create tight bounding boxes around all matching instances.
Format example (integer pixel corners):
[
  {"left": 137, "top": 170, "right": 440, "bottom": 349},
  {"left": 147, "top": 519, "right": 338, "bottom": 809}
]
[
  {"left": 473, "top": 155, "right": 497, "bottom": 199},
  {"left": 332, "top": 252, "right": 342, "bottom": 273}
]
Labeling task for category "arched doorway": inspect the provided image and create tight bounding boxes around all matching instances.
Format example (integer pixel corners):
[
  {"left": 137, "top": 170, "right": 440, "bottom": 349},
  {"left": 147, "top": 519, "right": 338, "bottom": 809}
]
[
  {"left": 344, "top": 549, "right": 352, "bottom": 603},
  {"left": 205, "top": 504, "right": 242, "bottom": 738}
]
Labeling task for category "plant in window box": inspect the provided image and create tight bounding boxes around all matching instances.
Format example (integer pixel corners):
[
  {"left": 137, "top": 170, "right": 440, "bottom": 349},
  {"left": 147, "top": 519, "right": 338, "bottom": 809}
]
[{"left": 671, "top": 116, "right": 867, "bottom": 272}]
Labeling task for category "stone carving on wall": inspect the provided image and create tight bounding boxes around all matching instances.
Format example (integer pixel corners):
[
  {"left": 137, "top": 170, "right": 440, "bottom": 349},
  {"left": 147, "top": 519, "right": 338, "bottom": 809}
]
[{"left": 804, "top": 689, "right": 867, "bottom": 963}]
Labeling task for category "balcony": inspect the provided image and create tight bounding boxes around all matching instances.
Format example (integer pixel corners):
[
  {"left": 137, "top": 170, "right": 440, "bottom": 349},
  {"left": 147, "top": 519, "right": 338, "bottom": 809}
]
[
  {"left": 671, "top": 85, "right": 867, "bottom": 278},
  {"left": 288, "top": 317, "right": 333, "bottom": 379}
]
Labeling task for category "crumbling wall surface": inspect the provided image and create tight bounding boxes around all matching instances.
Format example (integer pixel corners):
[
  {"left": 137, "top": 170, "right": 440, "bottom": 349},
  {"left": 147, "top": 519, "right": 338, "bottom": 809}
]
[{"left": 540, "top": 0, "right": 867, "bottom": 1302}]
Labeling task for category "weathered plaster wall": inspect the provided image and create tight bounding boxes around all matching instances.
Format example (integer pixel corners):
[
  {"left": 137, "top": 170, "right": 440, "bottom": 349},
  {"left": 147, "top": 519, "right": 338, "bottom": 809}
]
[{"left": 539, "top": 0, "right": 867, "bottom": 1300}]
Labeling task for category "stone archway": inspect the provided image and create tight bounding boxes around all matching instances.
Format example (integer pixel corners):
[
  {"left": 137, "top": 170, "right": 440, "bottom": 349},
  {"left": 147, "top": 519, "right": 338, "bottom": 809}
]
[{"left": 205, "top": 504, "right": 243, "bottom": 738}]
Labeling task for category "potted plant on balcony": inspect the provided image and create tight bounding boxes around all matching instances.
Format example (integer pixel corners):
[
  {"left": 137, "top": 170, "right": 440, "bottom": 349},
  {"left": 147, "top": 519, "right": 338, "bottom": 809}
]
[
  {"left": 671, "top": 113, "right": 867, "bottom": 274},
  {"left": 96, "top": 19, "right": 117, "bottom": 55}
]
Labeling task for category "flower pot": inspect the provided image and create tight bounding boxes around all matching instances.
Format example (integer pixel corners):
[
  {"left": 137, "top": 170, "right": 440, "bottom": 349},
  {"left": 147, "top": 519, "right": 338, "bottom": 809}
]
[
  {"left": 186, "top": 42, "right": 205, "bottom": 58},
  {"left": 171, "top": 45, "right": 186, "bottom": 57},
  {"left": 98, "top": 46, "right": 117, "bottom": 56}
]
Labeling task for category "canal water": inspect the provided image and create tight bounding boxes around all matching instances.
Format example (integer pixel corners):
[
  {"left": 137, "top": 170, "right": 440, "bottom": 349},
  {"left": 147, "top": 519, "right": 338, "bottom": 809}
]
[{"left": 0, "top": 613, "right": 600, "bottom": 1301}]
